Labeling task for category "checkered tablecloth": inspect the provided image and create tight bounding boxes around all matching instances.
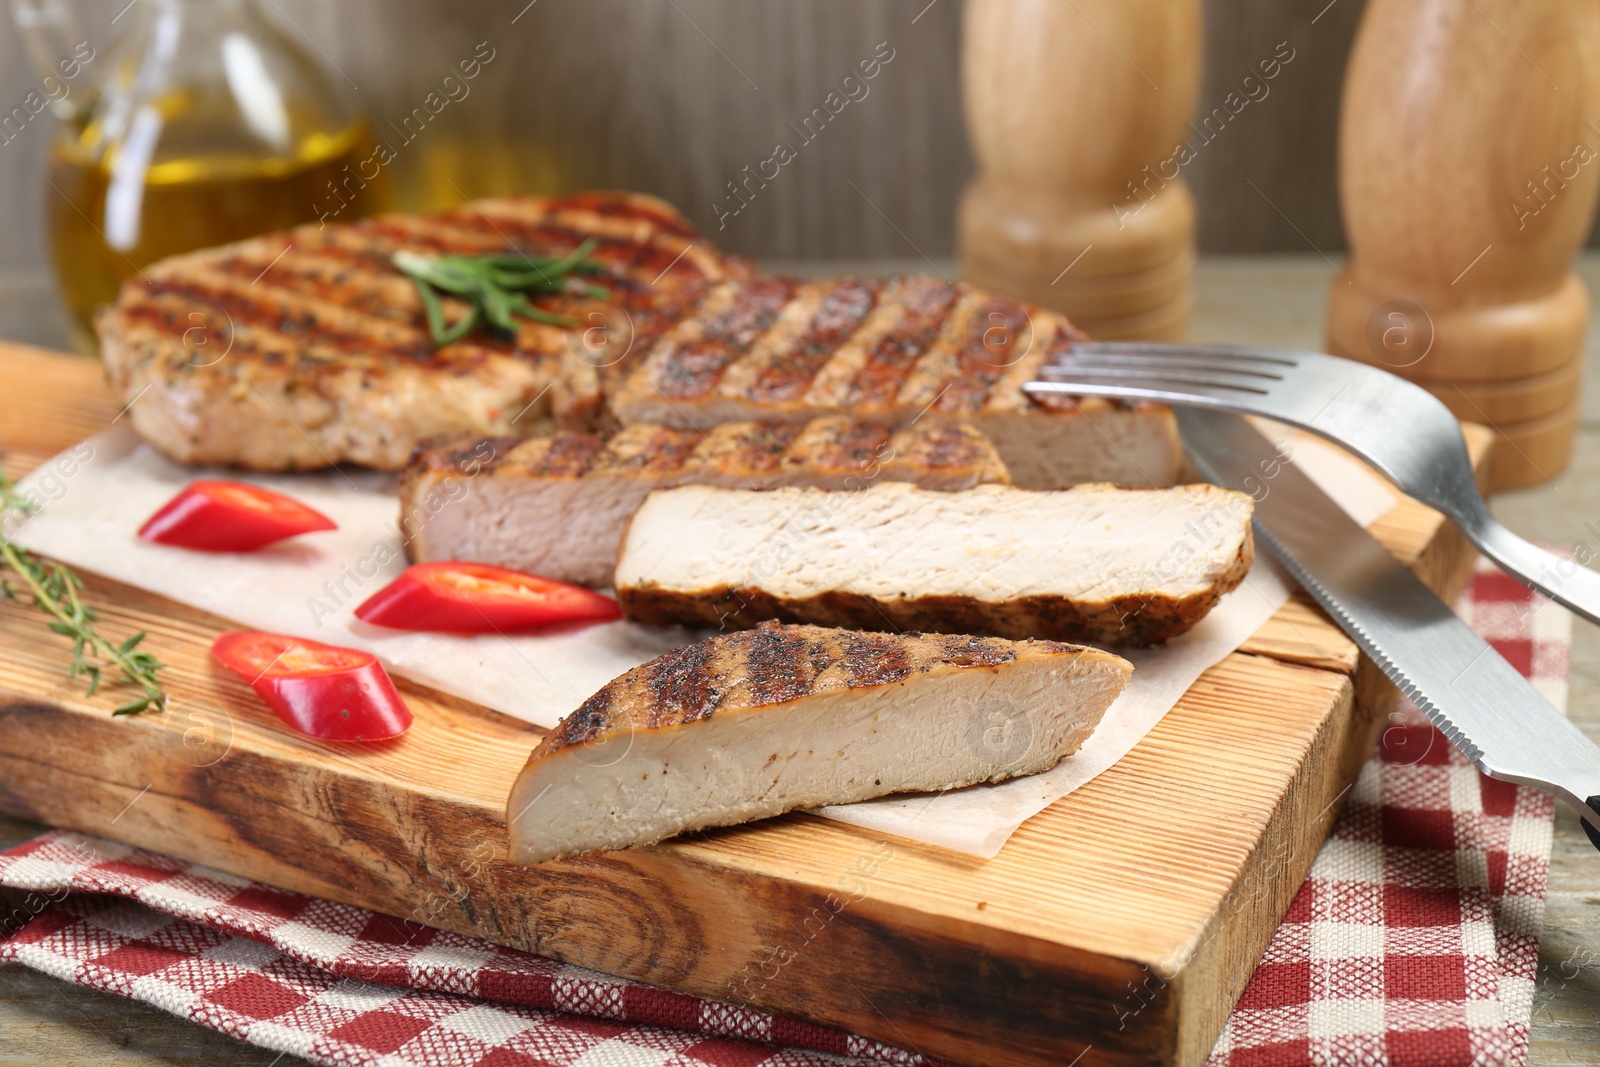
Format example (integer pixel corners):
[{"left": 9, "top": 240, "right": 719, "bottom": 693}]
[
  {"left": 0, "top": 561, "right": 1569, "bottom": 1067},
  {"left": 0, "top": 830, "right": 942, "bottom": 1066},
  {"left": 1208, "top": 564, "right": 1567, "bottom": 1067}
]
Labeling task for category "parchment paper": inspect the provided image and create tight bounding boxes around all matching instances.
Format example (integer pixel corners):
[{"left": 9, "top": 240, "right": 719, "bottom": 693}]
[{"left": 11, "top": 424, "right": 1394, "bottom": 857}]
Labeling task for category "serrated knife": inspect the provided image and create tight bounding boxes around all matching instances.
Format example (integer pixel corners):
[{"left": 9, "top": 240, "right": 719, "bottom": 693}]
[{"left": 1178, "top": 407, "right": 1600, "bottom": 851}]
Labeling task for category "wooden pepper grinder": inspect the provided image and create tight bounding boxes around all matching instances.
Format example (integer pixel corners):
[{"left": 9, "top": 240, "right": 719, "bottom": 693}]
[
  {"left": 1326, "top": 0, "right": 1600, "bottom": 490},
  {"left": 957, "top": 0, "right": 1200, "bottom": 340}
]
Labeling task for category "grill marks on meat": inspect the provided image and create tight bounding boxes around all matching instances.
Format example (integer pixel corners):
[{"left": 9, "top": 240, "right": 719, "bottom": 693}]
[
  {"left": 138, "top": 269, "right": 442, "bottom": 362},
  {"left": 409, "top": 416, "right": 1007, "bottom": 490},
  {"left": 605, "top": 426, "right": 703, "bottom": 475},
  {"left": 602, "top": 274, "right": 1182, "bottom": 489},
  {"left": 841, "top": 278, "right": 967, "bottom": 411},
  {"left": 700, "top": 421, "right": 801, "bottom": 477},
  {"left": 101, "top": 187, "right": 1183, "bottom": 486},
  {"left": 653, "top": 277, "right": 797, "bottom": 401},
  {"left": 742, "top": 278, "right": 882, "bottom": 404},
  {"left": 508, "top": 623, "right": 1133, "bottom": 863},
  {"left": 645, "top": 640, "right": 722, "bottom": 726},
  {"left": 555, "top": 687, "right": 613, "bottom": 749},
  {"left": 99, "top": 191, "right": 749, "bottom": 470},
  {"left": 529, "top": 432, "right": 608, "bottom": 477},
  {"left": 741, "top": 625, "right": 819, "bottom": 706},
  {"left": 399, "top": 416, "right": 1010, "bottom": 586},
  {"left": 200, "top": 244, "right": 422, "bottom": 323},
  {"left": 936, "top": 298, "right": 1037, "bottom": 413},
  {"left": 539, "top": 623, "right": 1101, "bottom": 753},
  {"left": 839, "top": 632, "right": 912, "bottom": 687},
  {"left": 412, "top": 418, "right": 1012, "bottom": 496}
]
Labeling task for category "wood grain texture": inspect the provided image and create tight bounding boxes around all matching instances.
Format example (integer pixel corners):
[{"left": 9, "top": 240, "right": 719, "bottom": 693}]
[
  {"left": 1326, "top": 0, "right": 1600, "bottom": 382},
  {"left": 955, "top": 0, "right": 1199, "bottom": 338},
  {"left": 16, "top": 0, "right": 1600, "bottom": 287},
  {"left": 1485, "top": 399, "right": 1583, "bottom": 492},
  {"left": 0, "top": 592, "right": 1346, "bottom": 1067},
  {"left": 0, "top": 342, "right": 1494, "bottom": 1066},
  {"left": 1325, "top": 0, "right": 1600, "bottom": 486},
  {"left": 1419, "top": 354, "right": 1584, "bottom": 426}
]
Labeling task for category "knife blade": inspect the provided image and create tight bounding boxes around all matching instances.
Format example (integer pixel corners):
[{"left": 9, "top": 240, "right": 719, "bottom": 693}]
[{"left": 1177, "top": 407, "right": 1600, "bottom": 850}]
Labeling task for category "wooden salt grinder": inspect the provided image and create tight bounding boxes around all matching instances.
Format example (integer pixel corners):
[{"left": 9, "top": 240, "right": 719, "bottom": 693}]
[
  {"left": 1326, "top": 0, "right": 1600, "bottom": 488},
  {"left": 957, "top": 0, "right": 1201, "bottom": 340}
]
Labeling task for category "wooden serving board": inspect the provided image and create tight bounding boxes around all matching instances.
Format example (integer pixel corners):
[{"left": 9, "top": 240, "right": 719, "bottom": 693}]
[{"left": 0, "top": 342, "right": 1492, "bottom": 1067}]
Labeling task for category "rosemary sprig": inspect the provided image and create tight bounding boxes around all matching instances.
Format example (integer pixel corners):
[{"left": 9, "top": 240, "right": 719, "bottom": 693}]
[
  {"left": 0, "top": 468, "right": 166, "bottom": 716},
  {"left": 393, "top": 239, "right": 609, "bottom": 348}
]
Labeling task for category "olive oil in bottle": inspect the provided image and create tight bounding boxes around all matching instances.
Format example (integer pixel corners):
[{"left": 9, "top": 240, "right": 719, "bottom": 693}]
[{"left": 37, "top": 0, "right": 388, "bottom": 349}]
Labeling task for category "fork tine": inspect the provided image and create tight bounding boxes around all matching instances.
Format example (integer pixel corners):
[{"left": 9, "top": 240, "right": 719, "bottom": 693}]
[
  {"left": 1047, "top": 352, "right": 1286, "bottom": 381},
  {"left": 1058, "top": 341, "right": 1301, "bottom": 367},
  {"left": 1022, "top": 379, "right": 1266, "bottom": 407},
  {"left": 1030, "top": 367, "right": 1273, "bottom": 396},
  {"left": 1036, "top": 362, "right": 1277, "bottom": 390}
]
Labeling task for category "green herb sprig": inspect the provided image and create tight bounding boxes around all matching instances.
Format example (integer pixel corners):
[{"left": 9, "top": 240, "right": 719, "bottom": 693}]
[
  {"left": 0, "top": 468, "right": 166, "bottom": 716},
  {"left": 393, "top": 239, "right": 609, "bottom": 348}
]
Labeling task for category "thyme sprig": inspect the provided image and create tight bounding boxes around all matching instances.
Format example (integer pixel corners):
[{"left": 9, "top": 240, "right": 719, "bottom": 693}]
[
  {"left": 0, "top": 467, "right": 166, "bottom": 716},
  {"left": 393, "top": 239, "right": 608, "bottom": 347}
]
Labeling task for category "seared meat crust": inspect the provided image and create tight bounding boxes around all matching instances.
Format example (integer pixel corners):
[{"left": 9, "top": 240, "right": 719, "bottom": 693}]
[
  {"left": 537, "top": 623, "right": 1116, "bottom": 757},
  {"left": 607, "top": 276, "right": 1181, "bottom": 488},
  {"left": 100, "top": 190, "right": 1181, "bottom": 488},
  {"left": 98, "top": 192, "right": 749, "bottom": 471},
  {"left": 399, "top": 416, "right": 1010, "bottom": 586}
]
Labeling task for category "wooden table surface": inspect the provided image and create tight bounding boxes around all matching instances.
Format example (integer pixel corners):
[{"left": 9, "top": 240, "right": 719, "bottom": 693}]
[{"left": 2, "top": 255, "right": 1598, "bottom": 1065}]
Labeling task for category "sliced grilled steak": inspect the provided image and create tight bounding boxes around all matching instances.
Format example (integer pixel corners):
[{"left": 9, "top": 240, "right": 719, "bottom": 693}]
[
  {"left": 401, "top": 416, "right": 1009, "bottom": 587},
  {"left": 614, "top": 482, "right": 1255, "bottom": 645},
  {"left": 98, "top": 192, "right": 750, "bottom": 471},
  {"left": 507, "top": 622, "right": 1131, "bottom": 863},
  {"left": 606, "top": 275, "right": 1183, "bottom": 488}
]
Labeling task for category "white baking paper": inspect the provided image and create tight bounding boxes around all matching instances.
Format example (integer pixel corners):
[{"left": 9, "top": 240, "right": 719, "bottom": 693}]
[{"left": 11, "top": 424, "right": 1395, "bottom": 857}]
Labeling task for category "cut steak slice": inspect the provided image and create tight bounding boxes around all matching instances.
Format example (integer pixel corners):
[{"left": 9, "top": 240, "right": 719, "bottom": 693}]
[
  {"left": 400, "top": 416, "right": 1009, "bottom": 587},
  {"left": 605, "top": 275, "right": 1183, "bottom": 489},
  {"left": 506, "top": 623, "right": 1132, "bottom": 864},
  {"left": 614, "top": 481, "right": 1255, "bottom": 645}
]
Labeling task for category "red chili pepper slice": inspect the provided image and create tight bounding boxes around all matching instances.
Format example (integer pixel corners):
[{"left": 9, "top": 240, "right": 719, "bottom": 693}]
[
  {"left": 139, "top": 480, "right": 337, "bottom": 552},
  {"left": 354, "top": 561, "right": 621, "bottom": 634},
  {"left": 210, "top": 631, "right": 411, "bottom": 741}
]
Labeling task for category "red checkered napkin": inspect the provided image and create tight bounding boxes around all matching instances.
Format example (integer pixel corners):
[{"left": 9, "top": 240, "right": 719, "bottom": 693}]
[
  {"left": 1208, "top": 563, "right": 1567, "bottom": 1067},
  {"left": 0, "top": 561, "right": 1566, "bottom": 1067},
  {"left": 0, "top": 834, "right": 942, "bottom": 1066}
]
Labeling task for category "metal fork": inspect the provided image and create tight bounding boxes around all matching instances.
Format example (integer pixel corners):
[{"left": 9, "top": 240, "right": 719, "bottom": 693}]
[{"left": 1025, "top": 341, "right": 1600, "bottom": 627}]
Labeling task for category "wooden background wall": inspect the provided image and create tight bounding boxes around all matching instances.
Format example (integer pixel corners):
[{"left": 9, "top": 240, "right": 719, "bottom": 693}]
[{"left": 0, "top": 0, "right": 1564, "bottom": 306}]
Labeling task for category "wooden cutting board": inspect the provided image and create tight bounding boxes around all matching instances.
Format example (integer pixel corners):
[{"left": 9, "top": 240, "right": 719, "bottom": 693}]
[{"left": 0, "top": 341, "right": 1491, "bottom": 1067}]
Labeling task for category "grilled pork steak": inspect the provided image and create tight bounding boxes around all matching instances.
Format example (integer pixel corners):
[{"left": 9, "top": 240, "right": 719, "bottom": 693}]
[
  {"left": 100, "top": 189, "right": 1180, "bottom": 486},
  {"left": 98, "top": 192, "right": 749, "bottom": 471},
  {"left": 606, "top": 275, "right": 1183, "bottom": 489},
  {"left": 401, "top": 416, "right": 1009, "bottom": 587},
  {"left": 507, "top": 623, "right": 1131, "bottom": 864},
  {"left": 615, "top": 482, "right": 1255, "bottom": 645}
]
